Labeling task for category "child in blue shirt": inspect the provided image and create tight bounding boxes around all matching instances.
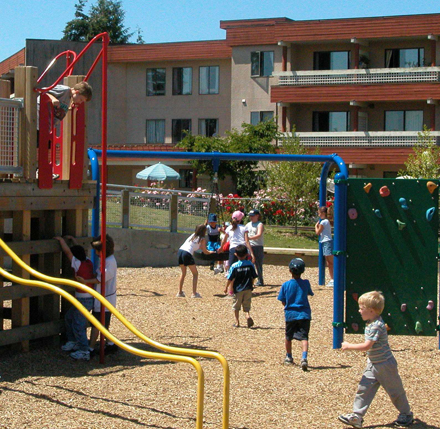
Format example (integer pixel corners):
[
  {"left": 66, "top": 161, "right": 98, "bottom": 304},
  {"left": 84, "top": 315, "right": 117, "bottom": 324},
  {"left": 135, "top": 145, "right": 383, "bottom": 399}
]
[
  {"left": 278, "top": 258, "right": 314, "bottom": 371},
  {"left": 226, "top": 244, "right": 258, "bottom": 328}
]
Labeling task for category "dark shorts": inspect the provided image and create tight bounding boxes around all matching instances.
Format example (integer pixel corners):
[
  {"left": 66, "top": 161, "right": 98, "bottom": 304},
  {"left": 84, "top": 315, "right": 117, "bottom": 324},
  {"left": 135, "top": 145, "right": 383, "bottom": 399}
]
[
  {"left": 178, "top": 249, "right": 195, "bottom": 266},
  {"left": 285, "top": 319, "right": 310, "bottom": 341},
  {"left": 92, "top": 310, "right": 112, "bottom": 329}
]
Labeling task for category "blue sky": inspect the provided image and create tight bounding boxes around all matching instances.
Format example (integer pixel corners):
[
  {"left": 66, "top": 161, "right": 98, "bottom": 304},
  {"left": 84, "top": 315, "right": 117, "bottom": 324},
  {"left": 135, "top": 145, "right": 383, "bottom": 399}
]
[{"left": 1, "top": 0, "right": 439, "bottom": 61}]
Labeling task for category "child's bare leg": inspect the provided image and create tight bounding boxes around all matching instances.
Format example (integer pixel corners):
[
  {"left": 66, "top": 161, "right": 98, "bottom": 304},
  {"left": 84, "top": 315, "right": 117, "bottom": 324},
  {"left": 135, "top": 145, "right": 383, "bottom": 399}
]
[
  {"left": 188, "top": 264, "right": 198, "bottom": 294},
  {"left": 285, "top": 339, "right": 292, "bottom": 355},
  {"left": 178, "top": 265, "right": 187, "bottom": 293},
  {"left": 326, "top": 255, "right": 334, "bottom": 279},
  {"left": 301, "top": 339, "right": 308, "bottom": 353},
  {"left": 234, "top": 310, "right": 240, "bottom": 326}
]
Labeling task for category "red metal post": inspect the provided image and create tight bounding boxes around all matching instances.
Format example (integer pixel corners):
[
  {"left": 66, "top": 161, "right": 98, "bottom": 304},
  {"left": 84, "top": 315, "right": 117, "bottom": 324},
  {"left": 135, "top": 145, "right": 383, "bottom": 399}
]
[{"left": 99, "top": 33, "right": 109, "bottom": 364}]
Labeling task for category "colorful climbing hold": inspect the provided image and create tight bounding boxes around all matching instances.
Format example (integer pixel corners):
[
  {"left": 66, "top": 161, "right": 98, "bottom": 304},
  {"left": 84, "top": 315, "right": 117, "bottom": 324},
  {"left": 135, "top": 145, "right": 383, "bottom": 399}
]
[
  {"left": 379, "top": 186, "right": 390, "bottom": 197},
  {"left": 385, "top": 324, "right": 391, "bottom": 332},
  {"left": 348, "top": 208, "right": 358, "bottom": 220},
  {"left": 352, "top": 293, "right": 359, "bottom": 302},
  {"left": 427, "top": 181, "right": 438, "bottom": 194},
  {"left": 415, "top": 321, "right": 423, "bottom": 334},
  {"left": 363, "top": 183, "right": 372, "bottom": 193},
  {"left": 401, "top": 303, "right": 407, "bottom": 312},
  {"left": 426, "top": 300, "right": 434, "bottom": 311},
  {"left": 396, "top": 219, "right": 406, "bottom": 230},
  {"left": 374, "top": 209, "right": 382, "bottom": 218},
  {"left": 398, "top": 197, "right": 409, "bottom": 210},
  {"left": 426, "top": 207, "right": 435, "bottom": 221}
]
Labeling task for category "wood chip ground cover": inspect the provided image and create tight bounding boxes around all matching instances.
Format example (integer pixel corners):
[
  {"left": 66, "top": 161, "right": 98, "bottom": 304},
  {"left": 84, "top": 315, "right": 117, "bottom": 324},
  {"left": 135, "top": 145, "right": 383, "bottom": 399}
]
[{"left": 0, "top": 265, "right": 438, "bottom": 428}]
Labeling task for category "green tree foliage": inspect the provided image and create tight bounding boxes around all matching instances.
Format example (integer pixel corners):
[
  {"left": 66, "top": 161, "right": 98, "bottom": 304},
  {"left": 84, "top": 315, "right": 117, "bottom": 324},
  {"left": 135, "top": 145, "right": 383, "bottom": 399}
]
[
  {"left": 264, "top": 132, "right": 321, "bottom": 232},
  {"left": 178, "top": 120, "right": 277, "bottom": 196},
  {"left": 63, "top": 0, "right": 133, "bottom": 43},
  {"left": 398, "top": 126, "right": 440, "bottom": 179}
]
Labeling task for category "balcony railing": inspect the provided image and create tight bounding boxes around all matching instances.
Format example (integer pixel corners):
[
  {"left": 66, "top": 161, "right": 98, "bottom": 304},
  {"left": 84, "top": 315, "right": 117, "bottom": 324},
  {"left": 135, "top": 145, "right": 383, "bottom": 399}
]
[
  {"left": 274, "top": 67, "right": 440, "bottom": 86},
  {"left": 0, "top": 97, "right": 23, "bottom": 175},
  {"left": 281, "top": 131, "right": 440, "bottom": 147}
]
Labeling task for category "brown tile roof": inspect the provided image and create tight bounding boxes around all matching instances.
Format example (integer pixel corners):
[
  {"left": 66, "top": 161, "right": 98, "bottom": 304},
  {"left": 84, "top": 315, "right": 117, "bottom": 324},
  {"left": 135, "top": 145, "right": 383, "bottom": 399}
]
[{"left": 0, "top": 49, "right": 25, "bottom": 76}]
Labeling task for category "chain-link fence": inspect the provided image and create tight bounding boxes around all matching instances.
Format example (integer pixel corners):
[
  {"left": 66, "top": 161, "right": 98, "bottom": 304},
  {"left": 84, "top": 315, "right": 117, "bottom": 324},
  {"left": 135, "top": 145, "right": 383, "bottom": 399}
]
[
  {"left": 130, "top": 192, "right": 171, "bottom": 230},
  {"left": 178, "top": 196, "right": 209, "bottom": 231}
]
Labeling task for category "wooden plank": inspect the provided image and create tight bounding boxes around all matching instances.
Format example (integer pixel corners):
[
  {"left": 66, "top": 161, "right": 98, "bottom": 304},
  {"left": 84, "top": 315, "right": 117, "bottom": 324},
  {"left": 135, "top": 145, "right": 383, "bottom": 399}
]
[
  {"left": 0, "top": 237, "right": 91, "bottom": 257},
  {"left": 11, "top": 210, "right": 31, "bottom": 351},
  {"left": 0, "top": 218, "right": 3, "bottom": 331},
  {"left": 14, "top": 67, "right": 27, "bottom": 180},
  {"left": 0, "top": 181, "right": 95, "bottom": 198},
  {"left": 0, "top": 283, "right": 75, "bottom": 301},
  {"left": 0, "top": 320, "right": 65, "bottom": 347},
  {"left": 24, "top": 67, "right": 38, "bottom": 179},
  {"left": 0, "top": 196, "right": 94, "bottom": 211},
  {"left": 0, "top": 79, "right": 11, "bottom": 97}
]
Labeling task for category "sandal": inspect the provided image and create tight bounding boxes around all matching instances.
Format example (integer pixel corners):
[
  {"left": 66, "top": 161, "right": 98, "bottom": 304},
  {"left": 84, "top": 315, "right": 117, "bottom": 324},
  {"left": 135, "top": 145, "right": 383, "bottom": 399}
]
[
  {"left": 247, "top": 317, "right": 254, "bottom": 328},
  {"left": 233, "top": 323, "right": 240, "bottom": 328}
]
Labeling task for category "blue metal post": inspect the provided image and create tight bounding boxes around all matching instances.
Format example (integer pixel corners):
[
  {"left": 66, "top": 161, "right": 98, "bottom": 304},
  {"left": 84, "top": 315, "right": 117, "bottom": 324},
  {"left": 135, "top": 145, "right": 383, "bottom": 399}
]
[
  {"left": 332, "top": 157, "right": 348, "bottom": 349},
  {"left": 318, "top": 162, "right": 332, "bottom": 286},
  {"left": 87, "top": 148, "right": 100, "bottom": 270}
]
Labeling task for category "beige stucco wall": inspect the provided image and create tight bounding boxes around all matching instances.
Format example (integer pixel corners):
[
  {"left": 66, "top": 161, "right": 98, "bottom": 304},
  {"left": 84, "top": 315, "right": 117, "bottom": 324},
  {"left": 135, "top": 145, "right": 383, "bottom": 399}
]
[
  {"left": 108, "top": 59, "right": 231, "bottom": 145},
  {"left": 230, "top": 45, "right": 282, "bottom": 130}
]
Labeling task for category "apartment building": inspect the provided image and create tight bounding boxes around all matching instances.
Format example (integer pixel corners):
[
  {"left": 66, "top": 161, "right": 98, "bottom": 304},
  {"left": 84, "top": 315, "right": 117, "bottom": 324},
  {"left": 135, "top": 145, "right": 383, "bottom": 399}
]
[
  {"left": 220, "top": 14, "right": 440, "bottom": 178},
  {"left": 2, "top": 13, "right": 440, "bottom": 186}
]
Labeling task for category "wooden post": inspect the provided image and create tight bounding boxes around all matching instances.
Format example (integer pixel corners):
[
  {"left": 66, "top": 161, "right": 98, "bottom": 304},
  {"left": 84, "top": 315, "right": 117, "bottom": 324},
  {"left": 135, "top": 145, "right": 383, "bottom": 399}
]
[
  {"left": 121, "top": 190, "right": 130, "bottom": 228},
  {"left": 42, "top": 210, "right": 62, "bottom": 346},
  {"left": 0, "top": 79, "right": 11, "bottom": 98},
  {"left": 0, "top": 218, "right": 4, "bottom": 331},
  {"left": 12, "top": 210, "right": 31, "bottom": 351},
  {"left": 14, "top": 66, "right": 38, "bottom": 180},
  {"left": 62, "top": 76, "right": 86, "bottom": 180},
  {"left": 170, "top": 194, "right": 178, "bottom": 232}
]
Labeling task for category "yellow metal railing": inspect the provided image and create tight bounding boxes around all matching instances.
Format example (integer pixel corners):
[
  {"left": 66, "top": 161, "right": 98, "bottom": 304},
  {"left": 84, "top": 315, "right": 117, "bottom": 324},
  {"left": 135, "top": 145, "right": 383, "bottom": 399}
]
[{"left": 0, "top": 238, "right": 230, "bottom": 429}]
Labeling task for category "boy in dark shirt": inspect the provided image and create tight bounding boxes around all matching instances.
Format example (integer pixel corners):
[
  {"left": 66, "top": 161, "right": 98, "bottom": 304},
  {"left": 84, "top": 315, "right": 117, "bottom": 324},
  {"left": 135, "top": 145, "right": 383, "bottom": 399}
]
[{"left": 226, "top": 244, "right": 258, "bottom": 328}]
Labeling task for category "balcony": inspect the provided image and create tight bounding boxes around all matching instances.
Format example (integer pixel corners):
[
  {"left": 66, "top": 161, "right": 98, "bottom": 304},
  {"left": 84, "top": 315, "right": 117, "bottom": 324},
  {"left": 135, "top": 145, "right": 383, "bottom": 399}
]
[
  {"left": 273, "top": 67, "right": 440, "bottom": 86},
  {"left": 280, "top": 131, "right": 440, "bottom": 147}
]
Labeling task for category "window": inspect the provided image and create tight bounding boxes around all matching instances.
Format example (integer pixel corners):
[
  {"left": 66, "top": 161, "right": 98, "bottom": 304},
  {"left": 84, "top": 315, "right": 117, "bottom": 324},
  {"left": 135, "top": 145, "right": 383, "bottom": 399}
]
[
  {"left": 199, "top": 119, "right": 218, "bottom": 137},
  {"left": 384, "top": 110, "right": 423, "bottom": 131},
  {"left": 146, "top": 120, "right": 165, "bottom": 144},
  {"left": 251, "top": 51, "right": 274, "bottom": 77},
  {"left": 314, "top": 51, "right": 350, "bottom": 70},
  {"left": 385, "top": 48, "right": 424, "bottom": 68},
  {"left": 250, "top": 111, "right": 274, "bottom": 125},
  {"left": 199, "top": 66, "right": 219, "bottom": 94},
  {"left": 172, "top": 67, "right": 192, "bottom": 95},
  {"left": 172, "top": 119, "right": 191, "bottom": 143},
  {"left": 146, "top": 68, "right": 166, "bottom": 96},
  {"left": 179, "top": 169, "right": 193, "bottom": 188},
  {"left": 313, "top": 111, "right": 350, "bottom": 131}
]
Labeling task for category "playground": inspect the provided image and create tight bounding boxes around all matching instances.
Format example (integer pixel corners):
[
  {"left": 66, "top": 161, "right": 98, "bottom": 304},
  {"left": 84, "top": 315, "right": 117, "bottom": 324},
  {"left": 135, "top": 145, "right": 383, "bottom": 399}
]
[{"left": 0, "top": 264, "right": 438, "bottom": 429}]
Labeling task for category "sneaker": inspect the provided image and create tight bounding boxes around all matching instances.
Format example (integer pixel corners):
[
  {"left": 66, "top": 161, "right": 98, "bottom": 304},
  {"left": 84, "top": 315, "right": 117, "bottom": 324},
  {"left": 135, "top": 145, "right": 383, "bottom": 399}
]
[
  {"left": 255, "top": 281, "right": 264, "bottom": 286},
  {"left": 327, "top": 279, "right": 334, "bottom": 287},
  {"left": 191, "top": 292, "right": 202, "bottom": 298},
  {"left": 176, "top": 291, "right": 186, "bottom": 297},
  {"left": 214, "top": 267, "right": 221, "bottom": 275},
  {"left": 70, "top": 350, "right": 90, "bottom": 361},
  {"left": 301, "top": 358, "right": 308, "bottom": 371},
  {"left": 338, "top": 413, "right": 363, "bottom": 428},
  {"left": 284, "top": 356, "right": 294, "bottom": 365},
  {"left": 209, "top": 262, "right": 214, "bottom": 271},
  {"left": 393, "top": 412, "right": 414, "bottom": 427},
  {"left": 61, "top": 341, "right": 78, "bottom": 351},
  {"left": 105, "top": 344, "right": 119, "bottom": 354},
  {"left": 247, "top": 317, "right": 254, "bottom": 328}
]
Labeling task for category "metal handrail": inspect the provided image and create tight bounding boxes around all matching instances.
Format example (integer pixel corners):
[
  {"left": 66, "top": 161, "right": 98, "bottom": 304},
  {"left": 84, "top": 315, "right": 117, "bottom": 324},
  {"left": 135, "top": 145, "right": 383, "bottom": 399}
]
[{"left": 36, "top": 50, "right": 77, "bottom": 84}]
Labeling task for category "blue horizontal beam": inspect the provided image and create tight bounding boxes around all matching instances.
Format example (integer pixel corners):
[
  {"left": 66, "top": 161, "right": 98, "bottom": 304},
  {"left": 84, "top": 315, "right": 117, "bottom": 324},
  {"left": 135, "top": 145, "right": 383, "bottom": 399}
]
[{"left": 94, "top": 150, "right": 348, "bottom": 175}]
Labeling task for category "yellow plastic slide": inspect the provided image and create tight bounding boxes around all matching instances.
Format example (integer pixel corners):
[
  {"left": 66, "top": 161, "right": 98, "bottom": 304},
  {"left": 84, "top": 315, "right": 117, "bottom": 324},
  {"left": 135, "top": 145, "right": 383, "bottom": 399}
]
[{"left": 0, "top": 238, "right": 230, "bottom": 429}]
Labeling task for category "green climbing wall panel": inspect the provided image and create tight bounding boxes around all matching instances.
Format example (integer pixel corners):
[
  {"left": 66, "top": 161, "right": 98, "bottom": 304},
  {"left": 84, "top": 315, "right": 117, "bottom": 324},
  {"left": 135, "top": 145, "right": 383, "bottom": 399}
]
[{"left": 345, "top": 178, "right": 439, "bottom": 336}]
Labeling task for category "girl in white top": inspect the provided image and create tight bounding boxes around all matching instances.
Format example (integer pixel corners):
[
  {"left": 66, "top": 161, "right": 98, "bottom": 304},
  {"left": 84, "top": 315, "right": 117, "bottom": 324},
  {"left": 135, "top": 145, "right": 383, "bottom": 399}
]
[
  {"left": 220, "top": 210, "right": 254, "bottom": 271},
  {"left": 315, "top": 206, "right": 334, "bottom": 286},
  {"left": 177, "top": 224, "right": 214, "bottom": 298}
]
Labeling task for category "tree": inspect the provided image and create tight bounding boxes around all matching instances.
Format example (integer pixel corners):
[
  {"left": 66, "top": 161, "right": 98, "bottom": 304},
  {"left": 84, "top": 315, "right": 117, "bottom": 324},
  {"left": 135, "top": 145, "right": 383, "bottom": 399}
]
[
  {"left": 264, "top": 132, "right": 321, "bottom": 233},
  {"left": 398, "top": 126, "right": 440, "bottom": 179},
  {"left": 63, "top": 0, "right": 134, "bottom": 44},
  {"left": 177, "top": 120, "right": 277, "bottom": 196}
]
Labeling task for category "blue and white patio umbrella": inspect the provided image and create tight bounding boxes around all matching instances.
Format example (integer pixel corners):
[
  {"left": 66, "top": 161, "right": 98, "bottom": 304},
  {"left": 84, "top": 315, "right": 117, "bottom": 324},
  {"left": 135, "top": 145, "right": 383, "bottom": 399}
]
[{"left": 135, "top": 162, "right": 181, "bottom": 181}]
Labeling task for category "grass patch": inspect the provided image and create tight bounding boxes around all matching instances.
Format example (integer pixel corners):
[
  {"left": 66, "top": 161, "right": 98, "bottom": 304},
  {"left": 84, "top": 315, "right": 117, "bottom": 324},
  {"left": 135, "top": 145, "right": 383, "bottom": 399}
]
[{"left": 264, "top": 226, "right": 319, "bottom": 249}]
